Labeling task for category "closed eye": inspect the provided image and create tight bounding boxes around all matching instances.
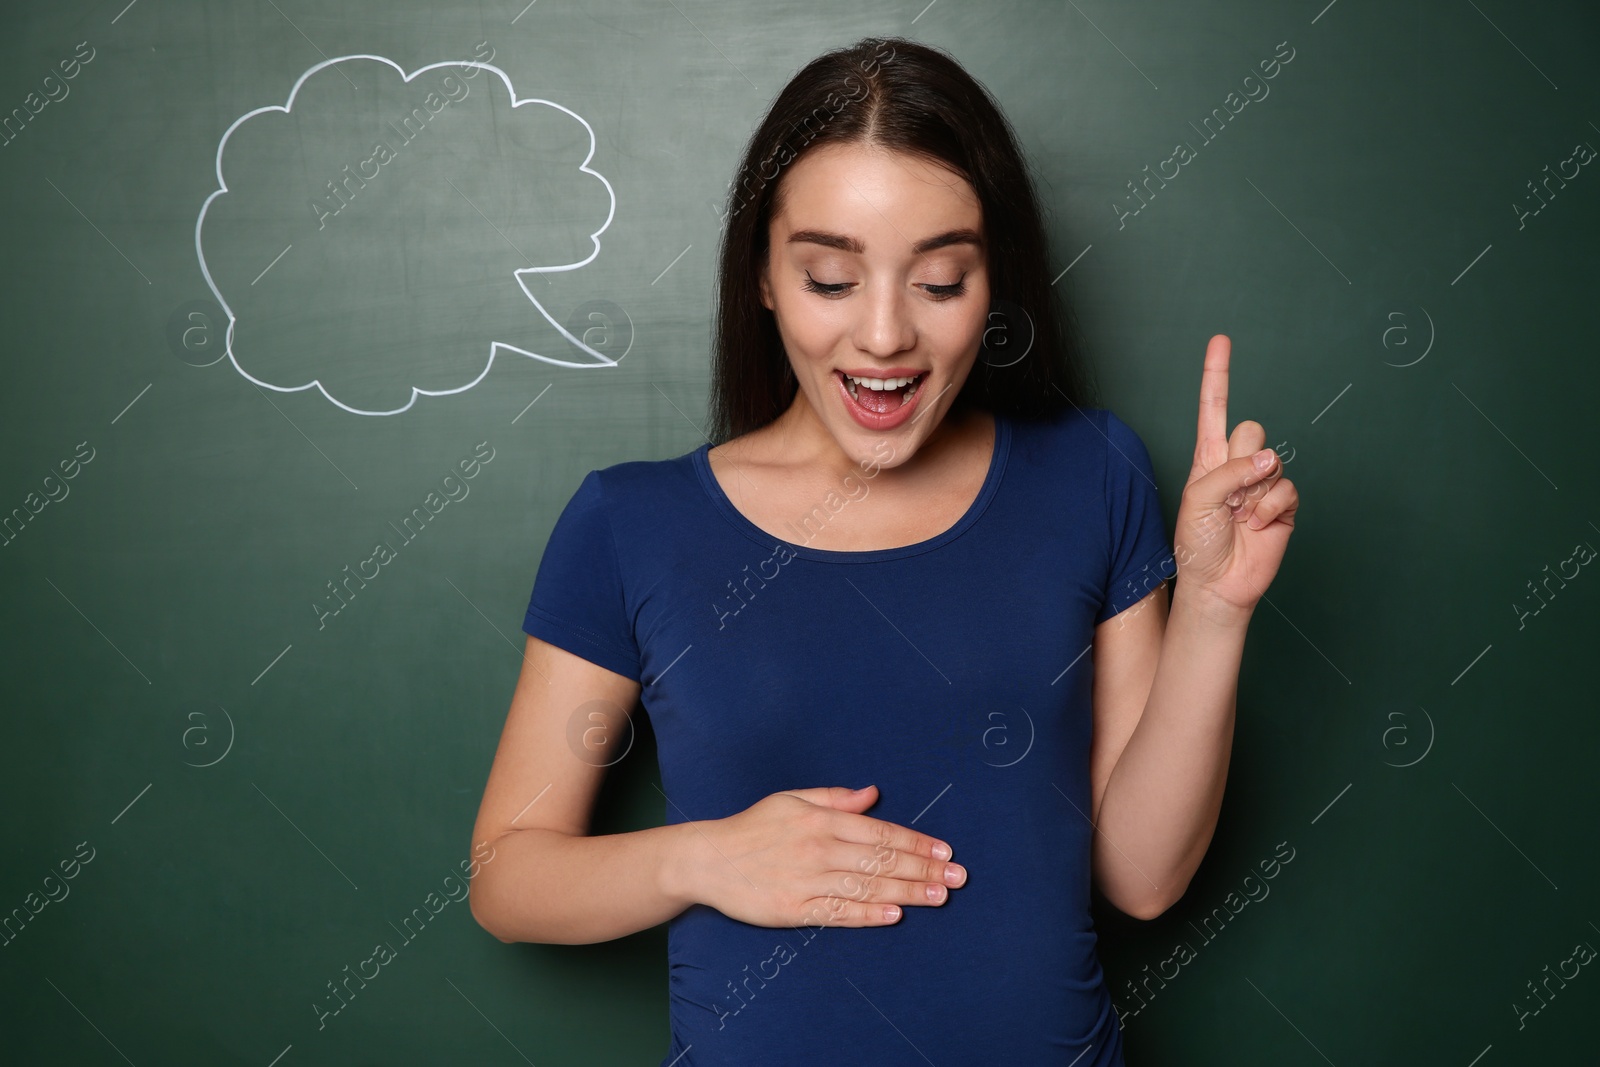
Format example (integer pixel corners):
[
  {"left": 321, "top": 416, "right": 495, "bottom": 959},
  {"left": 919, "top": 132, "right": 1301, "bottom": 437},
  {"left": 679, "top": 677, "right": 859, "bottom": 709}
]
[
  {"left": 801, "top": 272, "right": 850, "bottom": 297},
  {"left": 801, "top": 270, "right": 968, "bottom": 300}
]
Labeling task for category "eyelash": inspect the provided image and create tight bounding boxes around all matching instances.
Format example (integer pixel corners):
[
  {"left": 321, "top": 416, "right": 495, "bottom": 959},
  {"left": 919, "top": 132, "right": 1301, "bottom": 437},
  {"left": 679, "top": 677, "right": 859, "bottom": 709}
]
[{"left": 801, "top": 270, "right": 968, "bottom": 300}]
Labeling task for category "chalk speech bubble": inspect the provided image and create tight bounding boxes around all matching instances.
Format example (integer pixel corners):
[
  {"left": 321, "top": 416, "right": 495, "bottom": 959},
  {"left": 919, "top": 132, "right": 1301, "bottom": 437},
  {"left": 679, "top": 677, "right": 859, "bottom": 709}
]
[{"left": 196, "top": 55, "right": 618, "bottom": 416}]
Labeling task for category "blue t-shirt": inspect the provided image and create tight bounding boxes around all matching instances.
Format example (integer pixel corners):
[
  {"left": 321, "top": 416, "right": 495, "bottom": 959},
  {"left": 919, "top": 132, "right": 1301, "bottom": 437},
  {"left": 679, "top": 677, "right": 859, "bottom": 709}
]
[{"left": 521, "top": 404, "right": 1176, "bottom": 1067}]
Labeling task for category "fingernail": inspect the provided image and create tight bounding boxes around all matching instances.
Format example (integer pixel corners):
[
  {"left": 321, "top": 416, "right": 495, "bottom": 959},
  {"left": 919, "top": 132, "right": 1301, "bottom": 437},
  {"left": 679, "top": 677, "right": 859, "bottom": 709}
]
[
  {"left": 944, "top": 863, "right": 966, "bottom": 886},
  {"left": 1225, "top": 489, "right": 1244, "bottom": 508},
  {"left": 854, "top": 784, "right": 873, "bottom": 793},
  {"left": 932, "top": 841, "right": 952, "bottom": 861},
  {"left": 1253, "top": 448, "right": 1276, "bottom": 472}
]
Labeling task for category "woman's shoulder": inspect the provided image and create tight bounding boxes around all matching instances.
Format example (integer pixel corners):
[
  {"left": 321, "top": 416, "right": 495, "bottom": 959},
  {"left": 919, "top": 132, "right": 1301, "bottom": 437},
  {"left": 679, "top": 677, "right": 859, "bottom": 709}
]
[
  {"left": 1004, "top": 401, "right": 1117, "bottom": 454},
  {"left": 1002, "top": 404, "right": 1164, "bottom": 505},
  {"left": 574, "top": 443, "right": 706, "bottom": 520}
]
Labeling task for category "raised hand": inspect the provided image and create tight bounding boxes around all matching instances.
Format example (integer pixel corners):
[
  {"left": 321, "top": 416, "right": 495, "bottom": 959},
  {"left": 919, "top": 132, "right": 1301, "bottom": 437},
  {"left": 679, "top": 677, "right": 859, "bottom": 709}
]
[
  {"left": 1173, "top": 334, "right": 1299, "bottom": 618},
  {"left": 691, "top": 785, "right": 966, "bottom": 928}
]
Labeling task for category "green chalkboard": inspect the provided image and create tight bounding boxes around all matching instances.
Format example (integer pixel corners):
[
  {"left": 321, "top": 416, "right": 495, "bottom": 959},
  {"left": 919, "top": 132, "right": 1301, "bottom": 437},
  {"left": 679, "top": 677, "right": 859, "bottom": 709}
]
[{"left": 3, "top": 1, "right": 1598, "bottom": 1063}]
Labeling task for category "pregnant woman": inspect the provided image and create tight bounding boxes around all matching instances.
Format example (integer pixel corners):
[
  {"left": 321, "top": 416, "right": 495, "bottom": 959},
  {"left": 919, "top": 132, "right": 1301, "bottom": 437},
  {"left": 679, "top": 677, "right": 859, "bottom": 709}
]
[{"left": 469, "top": 35, "right": 1298, "bottom": 1066}]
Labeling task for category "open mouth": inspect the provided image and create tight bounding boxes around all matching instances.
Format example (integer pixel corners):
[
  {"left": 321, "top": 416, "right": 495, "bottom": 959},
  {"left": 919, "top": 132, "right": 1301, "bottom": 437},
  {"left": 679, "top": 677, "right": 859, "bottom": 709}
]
[{"left": 838, "top": 371, "right": 926, "bottom": 413}]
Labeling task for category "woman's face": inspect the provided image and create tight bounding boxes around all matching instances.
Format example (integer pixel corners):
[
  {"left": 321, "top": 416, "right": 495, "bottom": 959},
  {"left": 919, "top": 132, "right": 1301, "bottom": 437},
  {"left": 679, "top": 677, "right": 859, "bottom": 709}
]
[{"left": 759, "top": 141, "right": 990, "bottom": 467}]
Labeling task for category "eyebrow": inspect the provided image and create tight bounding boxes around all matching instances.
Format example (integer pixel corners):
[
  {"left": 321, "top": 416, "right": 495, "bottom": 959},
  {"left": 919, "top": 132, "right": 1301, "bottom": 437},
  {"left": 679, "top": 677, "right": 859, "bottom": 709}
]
[{"left": 785, "top": 227, "right": 984, "bottom": 255}]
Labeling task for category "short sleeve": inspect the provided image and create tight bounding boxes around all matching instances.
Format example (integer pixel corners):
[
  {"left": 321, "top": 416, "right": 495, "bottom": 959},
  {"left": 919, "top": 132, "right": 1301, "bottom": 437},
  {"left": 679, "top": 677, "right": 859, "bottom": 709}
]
[
  {"left": 1096, "top": 410, "right": 1178, "bottom": 624},
  {"left": 521, "top": 470, "right": 642, "bottom": 681}
]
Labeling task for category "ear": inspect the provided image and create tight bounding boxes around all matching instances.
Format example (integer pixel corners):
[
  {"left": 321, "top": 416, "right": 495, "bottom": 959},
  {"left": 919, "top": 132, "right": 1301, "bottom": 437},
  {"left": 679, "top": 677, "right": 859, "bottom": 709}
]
[{"left": 758, "top": 254, "right": 774, "bottom": 311}]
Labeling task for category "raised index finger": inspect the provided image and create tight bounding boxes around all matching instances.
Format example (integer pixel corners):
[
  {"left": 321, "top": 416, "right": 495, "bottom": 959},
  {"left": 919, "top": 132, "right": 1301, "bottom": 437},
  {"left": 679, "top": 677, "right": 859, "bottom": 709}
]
[{"left": 1195, "top": 333, "right": 1231, "bottom": 466}]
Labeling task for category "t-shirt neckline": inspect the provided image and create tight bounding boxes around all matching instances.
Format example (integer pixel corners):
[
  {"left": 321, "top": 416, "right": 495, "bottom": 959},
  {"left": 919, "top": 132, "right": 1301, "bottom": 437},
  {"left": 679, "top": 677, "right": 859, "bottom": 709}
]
[{"left": 692, "top": 410, "right": 1011, "bottom": 563}]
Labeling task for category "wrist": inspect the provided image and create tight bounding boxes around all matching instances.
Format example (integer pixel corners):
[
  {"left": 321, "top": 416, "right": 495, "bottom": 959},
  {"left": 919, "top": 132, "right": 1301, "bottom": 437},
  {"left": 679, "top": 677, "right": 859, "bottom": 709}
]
[
  {"left": 658, "top": 819, "right": 708, "bottom": 909},
  {"left": 1171, "top": 579, "right": 1254, "bottom": 630}
]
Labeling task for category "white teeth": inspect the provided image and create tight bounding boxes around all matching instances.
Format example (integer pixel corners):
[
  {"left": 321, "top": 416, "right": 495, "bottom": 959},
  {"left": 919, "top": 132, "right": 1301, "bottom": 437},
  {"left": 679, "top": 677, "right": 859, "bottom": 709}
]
[
  {"left": 844, "top": 373, "right": 920, "bottom": 390},
  {"left": 842, "top": 372, "right": 922, "bottom": 407}
]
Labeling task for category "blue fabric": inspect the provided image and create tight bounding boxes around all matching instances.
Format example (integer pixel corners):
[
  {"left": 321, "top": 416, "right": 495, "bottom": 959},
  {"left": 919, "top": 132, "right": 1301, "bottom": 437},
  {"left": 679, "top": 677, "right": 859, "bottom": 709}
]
[{"left": 521, "top": 404, "right": 1175, "bottom": 1066}]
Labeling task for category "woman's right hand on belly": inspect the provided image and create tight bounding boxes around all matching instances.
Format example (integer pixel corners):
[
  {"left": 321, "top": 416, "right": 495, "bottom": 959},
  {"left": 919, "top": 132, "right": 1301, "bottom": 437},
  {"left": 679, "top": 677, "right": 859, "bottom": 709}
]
[{"left": 685, "top": 785, "right": 968, "bottom": 928}]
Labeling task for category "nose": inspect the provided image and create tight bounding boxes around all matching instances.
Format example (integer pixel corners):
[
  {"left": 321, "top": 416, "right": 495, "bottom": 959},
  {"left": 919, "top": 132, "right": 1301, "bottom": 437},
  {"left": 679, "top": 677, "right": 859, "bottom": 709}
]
[{"left": 851, "top": 279, "right": 917, "bottom": 357}]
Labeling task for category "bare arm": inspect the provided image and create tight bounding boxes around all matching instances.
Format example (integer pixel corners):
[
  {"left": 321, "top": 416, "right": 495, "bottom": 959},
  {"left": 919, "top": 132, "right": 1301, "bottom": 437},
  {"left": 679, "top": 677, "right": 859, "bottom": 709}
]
[
  {"left": 470, "top": 635, "right": 964, "bottom": 943},
  {"left": 1087, "top": 334, "right": 1298, "bottom": 920},
  {"left": 473, "top": 821, "right": 702, "bottom": 945},
  {"left": 469, "top": 634, "right": 701, "bottom": 945},
  {"left": 1088, "top": 580, "right": 1246, "bottom": 919}
]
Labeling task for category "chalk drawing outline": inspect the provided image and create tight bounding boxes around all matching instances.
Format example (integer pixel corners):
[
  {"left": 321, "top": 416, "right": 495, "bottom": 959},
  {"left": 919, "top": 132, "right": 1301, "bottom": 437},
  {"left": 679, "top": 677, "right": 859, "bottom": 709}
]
[{"left": 195, "top": 55, "right": 620, "bottom": 417}]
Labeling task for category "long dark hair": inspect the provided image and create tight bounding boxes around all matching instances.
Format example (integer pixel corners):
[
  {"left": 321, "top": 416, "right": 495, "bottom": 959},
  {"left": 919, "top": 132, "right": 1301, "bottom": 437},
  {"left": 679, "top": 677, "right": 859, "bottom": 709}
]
[{"left": 708, "top": 36, "right": 1099, "bottom": 445}]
